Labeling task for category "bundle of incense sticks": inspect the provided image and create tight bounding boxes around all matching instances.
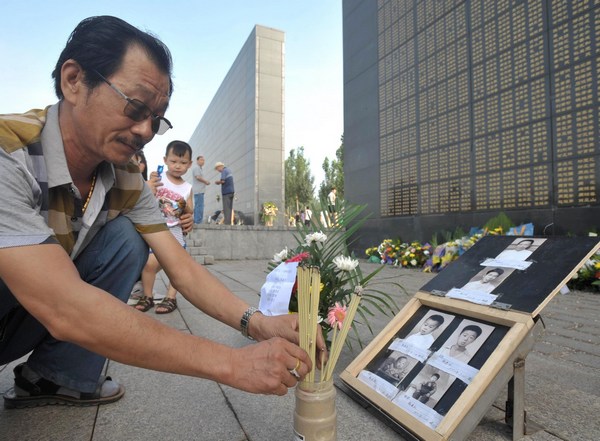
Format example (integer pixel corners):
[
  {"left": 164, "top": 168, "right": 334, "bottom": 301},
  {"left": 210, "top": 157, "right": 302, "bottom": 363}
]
[
  {"left": 297, "top": 265, "right": 363, "bottom": 383},
  {"left": 322, "top": 286, "right": 362, "bottom": 382},
  {"left": 297, "top": 266, "right": 321, "bottom": 383}
]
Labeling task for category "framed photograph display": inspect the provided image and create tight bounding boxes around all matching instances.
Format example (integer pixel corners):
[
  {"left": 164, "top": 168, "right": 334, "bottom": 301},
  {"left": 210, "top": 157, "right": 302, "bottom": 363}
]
[{"left": 340, "top": 236, "right": 600, "bottom": 441}]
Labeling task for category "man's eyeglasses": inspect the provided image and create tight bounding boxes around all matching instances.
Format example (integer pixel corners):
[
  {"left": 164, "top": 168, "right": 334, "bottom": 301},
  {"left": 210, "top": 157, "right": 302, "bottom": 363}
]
[{"left": 94, "top": 71, "right": 173, "bottom": 135}]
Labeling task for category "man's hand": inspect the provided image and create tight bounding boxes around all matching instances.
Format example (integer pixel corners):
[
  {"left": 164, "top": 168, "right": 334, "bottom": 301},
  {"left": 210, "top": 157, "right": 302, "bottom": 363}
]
[
  {"left": 180, "top": 212, "right": 193, "bottom": 234},
  {"left": 229, "top": 338, "right": 311, "bottom": 395},
  {"left": 146, "top": 171, "right": 163, "bottom": 195},
  {"left": 249, "top": 313, "right": 328, "bottom": 370}
]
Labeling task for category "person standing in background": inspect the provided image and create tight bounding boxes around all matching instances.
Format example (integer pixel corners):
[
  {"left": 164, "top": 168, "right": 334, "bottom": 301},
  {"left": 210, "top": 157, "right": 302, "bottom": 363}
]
[
  {"left": 134, "top": 141, "right": 193, "bottom": 314},
  {"left": 214, "top": 162, "right": 235, "bottom": 225},
  {"left": 327, "top": 187, "right": 337, "bottom": 226},
  {"left": 304, "top": 206, "right": 312, "bottom": 226},
  {"left": 129, "top": 149, "right": 151, "bottom": 301},
  {"left": 133, "top": 150, "right": 148, "bottom": 180},
  {"left": 192, "top": 155, "right": 210, "bottom": 224}
]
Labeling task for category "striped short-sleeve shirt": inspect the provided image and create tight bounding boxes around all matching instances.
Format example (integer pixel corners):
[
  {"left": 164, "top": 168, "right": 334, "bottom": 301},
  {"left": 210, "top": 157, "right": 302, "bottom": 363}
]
[{"left": 0, "top": 104, "right": 167, "bottom": 259}]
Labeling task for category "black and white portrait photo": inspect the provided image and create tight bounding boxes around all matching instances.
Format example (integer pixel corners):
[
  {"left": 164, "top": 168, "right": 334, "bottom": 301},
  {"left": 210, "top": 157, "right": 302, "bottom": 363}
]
[
  {"left": 494, "top": 238, "right": 546, "bottom": 262},
  {"left": 402, "top": 310, "right": 455, "bottom": 349},
  {"left": 436, "top": 319, "right": 495, "bottom": 363},
  {"left": 461, "top": 266, "right": 513, "bottom": 293}
]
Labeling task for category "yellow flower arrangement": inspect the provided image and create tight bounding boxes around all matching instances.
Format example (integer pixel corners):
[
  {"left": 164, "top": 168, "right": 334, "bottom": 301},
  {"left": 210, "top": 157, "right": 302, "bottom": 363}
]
[
  {"left": 261, "top": 201, "right": 278, "bottom": 226},
  {"left": 261, "top": 201, "right": 278, "bottom": 217}
]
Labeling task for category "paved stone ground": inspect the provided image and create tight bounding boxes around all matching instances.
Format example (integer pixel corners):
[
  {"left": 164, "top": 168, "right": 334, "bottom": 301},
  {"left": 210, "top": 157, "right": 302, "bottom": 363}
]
[{"left": 0, "top": 260, "right": 598, "bottom": 440}]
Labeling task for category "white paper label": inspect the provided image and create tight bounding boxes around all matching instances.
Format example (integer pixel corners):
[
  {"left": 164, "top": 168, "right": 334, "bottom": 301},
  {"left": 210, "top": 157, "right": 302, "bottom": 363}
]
[
  {"left": 258, "top": 262, "right": 298, "bottom": 316},
  {"left": 446, "top": 287, "right": 498, "bottom": 305}
]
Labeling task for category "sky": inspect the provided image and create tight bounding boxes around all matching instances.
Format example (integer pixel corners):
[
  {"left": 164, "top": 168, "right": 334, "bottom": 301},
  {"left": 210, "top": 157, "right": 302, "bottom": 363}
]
[{"left": 0, "top": 1, "right": 343, "bottom": 187}]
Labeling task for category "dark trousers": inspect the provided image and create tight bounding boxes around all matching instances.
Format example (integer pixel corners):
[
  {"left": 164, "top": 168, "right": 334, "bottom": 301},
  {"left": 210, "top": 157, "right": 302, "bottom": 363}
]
[
  {"left": 193, "top": 192, "right": 205, "bottom": 224},
  {"left": 222, "top": 193, "right": 234, "bottom": 225},
  {"left": 0, "top": 216, "right": 148, "bottom": 392}
]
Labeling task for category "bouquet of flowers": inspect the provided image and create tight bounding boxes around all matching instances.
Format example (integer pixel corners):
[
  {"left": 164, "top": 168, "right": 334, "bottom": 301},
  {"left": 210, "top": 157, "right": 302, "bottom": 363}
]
[
  {"left": 365, "top": 246, "right": 380, "bottom": 263},
  {"left": 377, "top": 238, "right": 402, "bottom": 264},
  {"left": 262, "top": 201, "right": 278, "bottom": 217},
  {"left": 423, "top": 232, "right": 483, "bottom": 273},
  {"left": 568, "top": 251, "right": 600, "bottom": 292},
  {"left": 396, "top": 241, "right": 432, "bottom": 268},
  {"left": 261, "top": 201, "right": 278, "bottom": 226},
  {"left": 268, "top": 202, "right": 400, "bottom": 349},
  {"left": 366, "top": 239, "right": 432, "bottom": 268}
]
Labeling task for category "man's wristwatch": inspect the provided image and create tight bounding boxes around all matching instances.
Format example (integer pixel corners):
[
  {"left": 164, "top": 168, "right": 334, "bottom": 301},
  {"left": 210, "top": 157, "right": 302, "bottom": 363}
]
[{"left": 240, "top": 307, "right": 260, "bottom": 340}]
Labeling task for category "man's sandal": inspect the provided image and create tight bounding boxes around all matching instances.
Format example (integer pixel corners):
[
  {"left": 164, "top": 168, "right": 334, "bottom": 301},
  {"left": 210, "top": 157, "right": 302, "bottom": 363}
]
[
  {"left": 155, "top": 297, "right": 177, "bottom": 314},
  {"left": 3, "top": 363, "right": 124, "bottom": 409},
  {"left": 133, "top": 296, "right": 154, "bottom": 312}
]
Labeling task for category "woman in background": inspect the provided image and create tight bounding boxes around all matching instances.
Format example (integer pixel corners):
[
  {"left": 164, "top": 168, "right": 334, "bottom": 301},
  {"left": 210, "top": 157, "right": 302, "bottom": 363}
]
[{"left": 134, "top": 150, "right": 148, "bottom": 180}]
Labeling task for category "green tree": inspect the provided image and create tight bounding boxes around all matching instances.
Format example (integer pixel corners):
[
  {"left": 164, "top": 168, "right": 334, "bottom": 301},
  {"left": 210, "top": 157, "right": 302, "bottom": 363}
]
[
  {"left": 285, "top": 146, "right": 315, "bottom": 215},
  {"left": 319, "top": 135, "right": 344, "bottom": 201}
]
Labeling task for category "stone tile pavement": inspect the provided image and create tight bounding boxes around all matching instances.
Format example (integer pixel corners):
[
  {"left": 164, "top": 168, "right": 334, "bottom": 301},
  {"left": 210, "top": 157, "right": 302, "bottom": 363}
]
[{"left": 1, "top": 260, "right": 598, "bottom": 440}]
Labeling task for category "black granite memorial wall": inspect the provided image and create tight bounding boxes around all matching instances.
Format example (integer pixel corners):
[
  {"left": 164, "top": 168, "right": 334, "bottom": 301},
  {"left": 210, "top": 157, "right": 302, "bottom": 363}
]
[{"left": 343, "top": 0, "right": 600, "bottom": 250}]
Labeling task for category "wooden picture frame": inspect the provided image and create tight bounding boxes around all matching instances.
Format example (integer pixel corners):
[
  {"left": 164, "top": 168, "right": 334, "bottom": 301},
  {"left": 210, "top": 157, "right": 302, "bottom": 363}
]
[{"left": 340, "top": 236, "right": 600, "bottom": 440}]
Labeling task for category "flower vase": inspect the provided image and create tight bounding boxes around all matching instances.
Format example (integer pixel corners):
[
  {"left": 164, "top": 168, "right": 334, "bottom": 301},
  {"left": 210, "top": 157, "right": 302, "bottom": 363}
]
[
  {"left": 293, "top": 380, "right": 337, "bottom": 441},
  {"left": 265, "top": 216, "right": 274, "bottom": 227}
]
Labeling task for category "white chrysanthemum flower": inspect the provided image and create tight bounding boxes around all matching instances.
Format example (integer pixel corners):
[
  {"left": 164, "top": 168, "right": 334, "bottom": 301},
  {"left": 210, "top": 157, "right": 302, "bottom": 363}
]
[
  {"left": 333, "top": 255, "right": 359, "bottom": 272},
  {"left": 305, "top": 231, "right": 327, "bottom": 246},
  {"left": 410, "top": 259, "right": 418, "bottom": 266},
  {"left": 583, "top": 259, "right": 595, "bottom": 270},
  {"left": 272, "top": 247, "right": 288, "bottom": 263}
]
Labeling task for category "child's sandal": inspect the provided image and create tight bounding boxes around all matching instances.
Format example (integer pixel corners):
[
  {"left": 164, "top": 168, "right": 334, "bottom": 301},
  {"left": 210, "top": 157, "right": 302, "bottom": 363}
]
[
  {"left": 133, "top": 296, "right": 154, "bottom": 312},
  {"left": 155, "top": 297, "right": 177, "bottom": 314}
]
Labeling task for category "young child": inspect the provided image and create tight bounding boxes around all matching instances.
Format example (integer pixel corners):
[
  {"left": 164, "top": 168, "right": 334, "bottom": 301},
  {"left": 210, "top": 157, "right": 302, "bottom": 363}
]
[
  {"left": 411, "top": 373, "right": 440, "bottom": 404},
  {"left": 404, "top": 314, "right": 445, "bottom": 348},
  {"left": 381, "top": 355, "right": 409, "bottom": 382},
  {"left": 134, "top": 140, "right": 193, "bottom": 314}
]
